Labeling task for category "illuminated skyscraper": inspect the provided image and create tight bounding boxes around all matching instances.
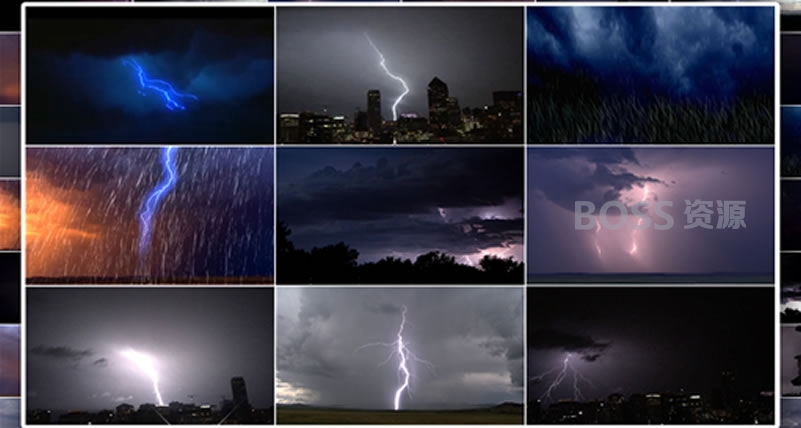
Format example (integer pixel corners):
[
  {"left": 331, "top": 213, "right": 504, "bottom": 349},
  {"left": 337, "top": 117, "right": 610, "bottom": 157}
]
[{"left": 427, "top": 77, "right": 449, "bottom": 131}]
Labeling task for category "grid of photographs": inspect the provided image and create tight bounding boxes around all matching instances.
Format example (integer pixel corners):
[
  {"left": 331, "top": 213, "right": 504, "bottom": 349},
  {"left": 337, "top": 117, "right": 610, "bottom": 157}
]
[{"left": 0, "top": 0, "right": 782, "bottom": 427}]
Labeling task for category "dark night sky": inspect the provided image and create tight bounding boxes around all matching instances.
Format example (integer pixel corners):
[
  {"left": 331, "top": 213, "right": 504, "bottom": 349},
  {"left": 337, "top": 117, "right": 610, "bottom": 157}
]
[
  {"left": 784, "top": 35, "right": 801, "bottom": 104},
  {"left": 784, "top": 107, "right": 801, "bottom": 166},
  {"left": 0, "top": 253, "right": 20, "bottom": 324},
  {"left": 784, "top": 181, "right": 801, "bottom": 251},
  {"left": 27, "top": 288, "right": 274, "bottom": 412},
  {"left": 26, "top": 148, "right": 274, "bottom": 281},
  {"left": 277, "top": 287, "right": 522, "bottom": 409},
  {"left": 25, "top": 7, "right": 273, "bottom": 143},
  {"left": 0, "top": 326, "right": 20, "bottom": 396},
  {"left": 527, "top": 6, "right": 774, "bottom": 100},
  {"left": 527, "top": 148, "right": 774, "bottom": 277},
  {"left": 278, "top": 148, "right": 523, "bottom": 264},
  {"left": 278, "top": 7, "right": 522, "bottom": 119},
  {"left": 0, "top": 108, "right": 19, "bottom": 177},
  {"left": 528, "top": 287, "right": 774, "bottom": 404}
]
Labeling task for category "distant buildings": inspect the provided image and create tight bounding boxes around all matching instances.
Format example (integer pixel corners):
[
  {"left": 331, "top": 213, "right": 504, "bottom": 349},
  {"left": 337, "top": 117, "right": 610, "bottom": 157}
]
[
  {"left": 28, "top": 377, "right": 272, "bottom": 425},
  {"left": 278, "top": 77, "right": 522, "bottom": 143}
]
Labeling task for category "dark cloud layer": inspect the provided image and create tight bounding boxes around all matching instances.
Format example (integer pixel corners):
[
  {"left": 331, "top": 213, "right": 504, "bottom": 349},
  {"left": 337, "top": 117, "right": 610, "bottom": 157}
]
[
  {"left": 277, "top": 288, "right": 523, "bottom": 410},
  {"left": 527, "top": 6, "right": 774, "bottom": 99},
  {"left": 26, "top": 7, "right": 273, "bottom": 143},
  {"left": 0, "top": 326, "right": 20, "bottom": 396},
  {"left": 279, "top": 148, "right": 523, "bottom": 263}
]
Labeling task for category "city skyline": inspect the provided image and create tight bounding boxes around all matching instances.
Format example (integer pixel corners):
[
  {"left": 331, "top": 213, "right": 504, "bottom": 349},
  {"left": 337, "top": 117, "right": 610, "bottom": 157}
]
[{"left": 278, "top": 7, "right": 522, "bottom": 121}]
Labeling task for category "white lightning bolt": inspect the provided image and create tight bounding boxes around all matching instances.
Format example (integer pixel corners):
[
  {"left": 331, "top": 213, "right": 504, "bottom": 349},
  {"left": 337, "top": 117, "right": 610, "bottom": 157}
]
[
  {"left": 357, "top": 305, "right": 434, "bottom": 411},
  {"left": 594, "top": 219, "right": 602, "bottom": 257},
  {"left": 365, "top": 33, "right": 409, "bottom": 144},
  {"left": 629, "top": 185, "right": 650, "bottom": 255},
  {"left": 534, "top": 354, "right": 595, "bottom": 405},
  {"left": 121, "top": 349, "right": 165, "bottom": 406}
]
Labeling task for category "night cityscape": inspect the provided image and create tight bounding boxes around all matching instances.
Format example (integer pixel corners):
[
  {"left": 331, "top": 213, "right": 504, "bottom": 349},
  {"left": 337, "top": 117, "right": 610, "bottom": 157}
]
[
  {"left": 528, "top": 288, "right": 774, "bottom": 425},
  {"left": 27, "top": 377, "right": 273, "bottom": 425},
  {"left": 277, "top": 7, "right": 522, "bottom": 144},
  {"left": 279, "top": 83, "right": 523, "bottom": 143}
]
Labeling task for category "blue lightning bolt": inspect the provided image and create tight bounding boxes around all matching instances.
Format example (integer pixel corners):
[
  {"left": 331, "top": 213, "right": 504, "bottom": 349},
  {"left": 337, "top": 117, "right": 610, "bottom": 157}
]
[
  {"left": 534, "top": 354, "right": 595, "bottom": 405},
  {"left": 122, "top": 57, "right": 199, "bottom": 111},
  {"left": 357, "top": 306, "right": 434, "bottom": 411},
  {"left": 364, "top": 33, "right": 409, "bottom": 144},
  {"left": 138, "top": 147, "right": 179, "bottom": 264}
]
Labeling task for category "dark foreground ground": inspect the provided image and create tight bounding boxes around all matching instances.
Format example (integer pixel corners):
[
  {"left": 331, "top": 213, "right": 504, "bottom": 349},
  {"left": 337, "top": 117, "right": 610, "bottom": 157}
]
[{"left": 277, "top": 404, "right": 523, "bottom": 425}]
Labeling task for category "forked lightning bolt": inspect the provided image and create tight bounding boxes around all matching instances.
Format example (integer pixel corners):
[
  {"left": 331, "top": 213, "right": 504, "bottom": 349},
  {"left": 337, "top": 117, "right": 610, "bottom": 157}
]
[
  {"left": 357, "top": 306, "right": 434, "bottom": 411},
  {"left": 365, "top": 33, "right": 409, "bottom": 144},
  {"left": 138, "top": 147, "right": 179, "bottom": 264},
  {"left": 122, "top": 57, "right": 199, "bottom": 111},
  {"left": 533, "top": 354, "right": 595, "bottom": 405},
  {"left": 121, "top": 349, "right": 165, "bottom": 406},
  {"left": 629, "top": 185, "right": 650, "bottom": 255}
]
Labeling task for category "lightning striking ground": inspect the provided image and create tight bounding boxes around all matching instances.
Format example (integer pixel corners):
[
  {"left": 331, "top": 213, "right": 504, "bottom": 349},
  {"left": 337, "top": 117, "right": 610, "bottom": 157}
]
[
  {"left": 364, "top": 33, "right": 409, "bottom": 144},
  {"left": 533, "top": 354, "right": 595, "bottom": 405},
  {"left": 357, "top": 306, "right": 434, "bottom": 411},
  {"left": 121, "top": 349, "right": 165, "bottom": 406},
  {"left": 122, "top": 57, "right": 199, "bottom": 111},
  {"left": 138, "top": 147, "right": 179, "bottom": 264}
]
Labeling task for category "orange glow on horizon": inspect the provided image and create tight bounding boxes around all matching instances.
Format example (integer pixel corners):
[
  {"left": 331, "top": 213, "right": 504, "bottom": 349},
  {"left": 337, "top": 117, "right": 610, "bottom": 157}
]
[{"left": 0, "top": 186, "right": 20, "bottom": 250}]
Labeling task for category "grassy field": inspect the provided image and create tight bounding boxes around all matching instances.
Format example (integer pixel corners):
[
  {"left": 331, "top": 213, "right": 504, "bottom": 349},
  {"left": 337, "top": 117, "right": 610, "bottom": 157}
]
[{"left": 277, "top": 405, "right": 524, "bottom": 425}]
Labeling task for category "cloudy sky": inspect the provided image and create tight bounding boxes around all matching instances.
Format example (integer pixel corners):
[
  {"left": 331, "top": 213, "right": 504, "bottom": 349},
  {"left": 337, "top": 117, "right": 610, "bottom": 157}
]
[
  {"left": 0, "top": 181, "right": 19, "bottom": 251},
  {"left": 0, "top": 399, "right": 19, "bottom": 427},
  {"left": 26, "top": 6, "right": 273, "bottom": 143},
  {"left": 527, "top": 148, "right": 774, "bottom": 279},
  {"left": 26, "top": 148, "right": 273, "bottom": 282},
  {"left": 278, "top": 7, "right": 522, "bottom": 118},
  {"left": 0, "top": 108, "right": 19, "bottom": 177},
  {"left": 784, "top": 399, "right": 801, "bottom": 428},
  {"left": 27, "top": 288, "right": 274, "bottom": 412},
  {"left": 527, "top": 6, "right": 774, "bottom": 100},
  {"left": 0, "top": 326, "right": 20, "bottom": 396},
  {"left": 530, "top": 287, "right": 774, "bottom": 405},
  {"left": 277, "top": 287, "right": 523, "bottom": 410},
  {"left": 783, "top": 253, "right": 801, "bottom": 321},
  {"left": 279, "top": 148, "right": 523, "bottom": 266}
]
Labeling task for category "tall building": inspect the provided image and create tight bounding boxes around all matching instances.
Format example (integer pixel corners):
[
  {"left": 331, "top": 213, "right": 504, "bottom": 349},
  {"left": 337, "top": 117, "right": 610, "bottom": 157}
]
[
  {"left": 446, "top": 97, "right": 461, "bottom": 129},
  {"left": 231, "top": 377, "right": 252, "bottom": 421},
  {"left": 427, "top": 77, "right": 449, "bottom": 131},
  {"left": 231, "top": 377, "right": 250, "bottom": 407},
  {"left": 367, "top": 90, "right": 382, "bottom": 137}
]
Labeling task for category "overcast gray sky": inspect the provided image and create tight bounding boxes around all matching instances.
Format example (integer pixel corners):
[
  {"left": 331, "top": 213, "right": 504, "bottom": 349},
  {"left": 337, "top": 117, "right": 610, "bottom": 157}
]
[{"left": 276, "top": 287, "right": 523, "bottom": 410}]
